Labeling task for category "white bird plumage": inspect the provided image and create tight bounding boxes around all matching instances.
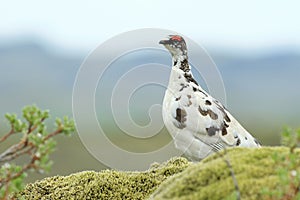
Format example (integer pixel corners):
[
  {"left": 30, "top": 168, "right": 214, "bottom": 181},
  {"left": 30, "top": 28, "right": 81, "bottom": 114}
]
[{"left": 160, "top": 35, "right": 260, "bottom": 161}]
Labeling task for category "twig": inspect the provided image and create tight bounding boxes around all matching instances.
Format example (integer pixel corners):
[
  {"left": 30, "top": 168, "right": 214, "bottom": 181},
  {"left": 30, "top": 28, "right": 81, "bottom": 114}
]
[
  {"left": 0, "top": 142, "right": 27, "bottom": 163},
  {"left": 0, "top": 128, "right": 14, "bottom": 143},
  {"left": 221, "top": 148, "right": 241, "bottom": 200},
  {"left": 3, "top": 173, "right": 10, "bottom": 200},
  {"left": 43, "top": 128, "right": 63, "bottom": 141},
  {"left": 0, "top": 146, "right": 34, "bottom": 163},
  {"left": 0, "top": 156, "right": 39, "bottom": 198},
  {"left": 1, "top": 162, "right": 33, "bottom": 188},
  {"left": 195, "top": 137, "right": 241, "bottom": 200},
  {"left": 27, "top": 117, "right": 46, "bottom": 134},
  {"left": 0, "top": 118, "right": 46, "bottom": 164}
]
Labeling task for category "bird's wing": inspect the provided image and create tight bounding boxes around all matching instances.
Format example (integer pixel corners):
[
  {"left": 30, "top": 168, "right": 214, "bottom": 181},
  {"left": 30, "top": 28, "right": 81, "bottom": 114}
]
[{"left": 169, "top": 88, "right": 239, "bottom": 147}]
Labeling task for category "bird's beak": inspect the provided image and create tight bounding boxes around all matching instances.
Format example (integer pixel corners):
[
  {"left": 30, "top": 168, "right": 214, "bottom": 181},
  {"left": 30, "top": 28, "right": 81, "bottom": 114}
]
[{"left": 159, "top": 39, "right": 169, "bottom": 45}]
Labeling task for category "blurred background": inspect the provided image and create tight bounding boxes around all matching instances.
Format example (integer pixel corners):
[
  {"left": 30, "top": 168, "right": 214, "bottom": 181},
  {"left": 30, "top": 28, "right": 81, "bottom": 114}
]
[{"left": 0, "top": 0, "right": 299, "bottom": 182}]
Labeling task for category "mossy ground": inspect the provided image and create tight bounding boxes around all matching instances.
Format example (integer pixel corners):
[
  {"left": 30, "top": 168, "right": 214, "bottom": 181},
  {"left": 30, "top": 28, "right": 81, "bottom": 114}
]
[
  {"left": 150, "top": 147, "right": 298, "bottom": 200},
  {"left": 15, "top": 157, "right": 190, "bottom": 200},
  {"left": 16, "top": 147, "right": 298, "bottom": 200}
]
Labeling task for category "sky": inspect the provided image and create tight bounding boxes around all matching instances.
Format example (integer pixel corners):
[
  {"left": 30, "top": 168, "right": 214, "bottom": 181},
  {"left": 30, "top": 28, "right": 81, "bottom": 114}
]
[{"left": 0, "top": 0, "right": 300, "bottom": 54}]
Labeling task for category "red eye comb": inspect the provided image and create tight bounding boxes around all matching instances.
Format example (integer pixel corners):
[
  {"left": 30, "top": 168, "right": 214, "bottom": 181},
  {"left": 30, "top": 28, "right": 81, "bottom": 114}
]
[{"left": 170, "top": 35, "right": 182, "bottom": 41}]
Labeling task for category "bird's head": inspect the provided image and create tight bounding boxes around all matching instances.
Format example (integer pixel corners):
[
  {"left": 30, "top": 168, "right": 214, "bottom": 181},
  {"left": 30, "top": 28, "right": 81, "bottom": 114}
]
[{"left": 159, "top": 35, "right": 187, "bottom": 57}]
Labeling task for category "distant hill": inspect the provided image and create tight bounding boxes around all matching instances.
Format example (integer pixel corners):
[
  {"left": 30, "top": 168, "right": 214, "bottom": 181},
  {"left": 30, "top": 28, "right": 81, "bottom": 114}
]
[
  {"left": 0, "top": 41, "right": 81, "bottom": 116},
  {"left": 0, "top": 41, "right": 299, "bottom": 145}
]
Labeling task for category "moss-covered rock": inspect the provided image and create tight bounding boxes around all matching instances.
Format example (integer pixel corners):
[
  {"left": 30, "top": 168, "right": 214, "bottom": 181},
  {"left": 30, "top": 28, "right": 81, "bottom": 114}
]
[
  {"left": 15, "top": 157, "right": 190, "bottom": 200},
  {"left": 150, "top": 147, "right": 298, "bottom": 200},
  {"left": 16, "top": 147, "right": 298, "bottom": 200}
]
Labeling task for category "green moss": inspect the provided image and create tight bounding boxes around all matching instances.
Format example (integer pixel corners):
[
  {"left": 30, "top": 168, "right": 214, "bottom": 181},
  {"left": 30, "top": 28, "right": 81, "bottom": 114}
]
[
  {"left": 15, "top": 157, "right": 190, "bottom": 200},
  {"left": 150, "top": 147, "right": 299, "bottom": 200},
  {"left": 16, "top": 147, "right": 298, "bottom": 200}
]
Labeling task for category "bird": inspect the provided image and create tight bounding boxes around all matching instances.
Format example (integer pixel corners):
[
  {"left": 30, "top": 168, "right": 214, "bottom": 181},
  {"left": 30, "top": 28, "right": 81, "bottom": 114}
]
[{"left": 160, "top": 35, "right": 260, "bottom": 161}]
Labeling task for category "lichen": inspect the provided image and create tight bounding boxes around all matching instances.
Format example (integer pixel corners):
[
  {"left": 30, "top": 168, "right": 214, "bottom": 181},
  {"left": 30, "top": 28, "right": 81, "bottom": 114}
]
[
  {"left": 16, "top": 147, "right": 298, "bottom": 200},
  {"left": 149, "top": 147, "right": 298, "bottom": 200},
  {"left": 15, "top": 157, "right": 190, "bottom": 200}
]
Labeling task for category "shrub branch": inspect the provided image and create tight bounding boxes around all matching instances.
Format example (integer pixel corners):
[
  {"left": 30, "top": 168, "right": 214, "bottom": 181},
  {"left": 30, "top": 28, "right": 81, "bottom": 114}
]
[{"left": 0, "top": 105, "right": 75, "bottom": 199}]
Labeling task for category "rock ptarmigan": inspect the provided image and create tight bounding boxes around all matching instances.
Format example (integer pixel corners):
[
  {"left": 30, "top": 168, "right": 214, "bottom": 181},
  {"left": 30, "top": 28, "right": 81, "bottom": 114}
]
[{"left": 160, "top": 35, "right": 260, "bottom": 161}]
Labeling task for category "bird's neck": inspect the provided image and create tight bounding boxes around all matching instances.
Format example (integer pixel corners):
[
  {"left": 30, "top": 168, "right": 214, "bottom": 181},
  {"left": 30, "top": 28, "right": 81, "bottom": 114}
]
[
  {"left": 172, "top": 54, "right": 190, "bottom": 72},
  {"left": 167, "top": 54, "right": 200, "bottom": 92}
]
